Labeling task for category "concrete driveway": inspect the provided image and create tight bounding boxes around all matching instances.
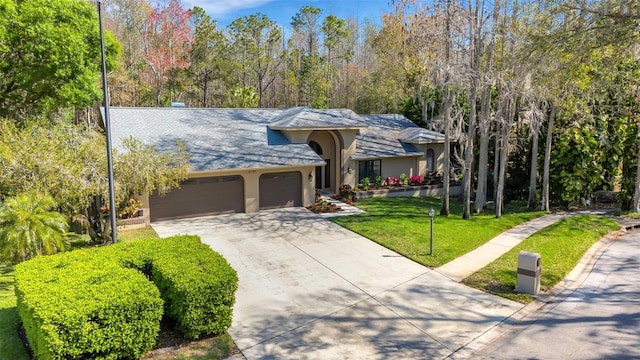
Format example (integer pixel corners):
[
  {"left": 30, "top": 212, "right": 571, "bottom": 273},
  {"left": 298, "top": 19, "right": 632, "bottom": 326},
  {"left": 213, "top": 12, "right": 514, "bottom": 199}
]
[{"left": 152, "top": 208, "right": 523, "bottom": 359}]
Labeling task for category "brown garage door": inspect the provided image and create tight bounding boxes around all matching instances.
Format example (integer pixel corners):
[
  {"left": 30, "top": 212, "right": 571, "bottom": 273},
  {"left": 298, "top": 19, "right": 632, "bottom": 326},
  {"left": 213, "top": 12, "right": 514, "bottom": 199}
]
[
  {"left": 149, "top": 176, "right": 244, "bottom": 221},
  {"left": 259, "top": 172, "right": 302, "bottom": 210}
]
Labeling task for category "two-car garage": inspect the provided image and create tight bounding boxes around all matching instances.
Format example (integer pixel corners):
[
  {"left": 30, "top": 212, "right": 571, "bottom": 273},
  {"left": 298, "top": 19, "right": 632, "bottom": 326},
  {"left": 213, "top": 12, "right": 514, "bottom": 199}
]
[{"left": 149, "top": 171, "right": 304, "bottom": 221}]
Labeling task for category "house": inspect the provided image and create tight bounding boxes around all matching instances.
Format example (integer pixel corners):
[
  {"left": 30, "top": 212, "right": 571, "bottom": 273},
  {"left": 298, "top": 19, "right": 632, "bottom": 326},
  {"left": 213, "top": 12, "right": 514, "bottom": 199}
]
[{"left": 107, "top": 107, "right": 447, "bottom": 222}]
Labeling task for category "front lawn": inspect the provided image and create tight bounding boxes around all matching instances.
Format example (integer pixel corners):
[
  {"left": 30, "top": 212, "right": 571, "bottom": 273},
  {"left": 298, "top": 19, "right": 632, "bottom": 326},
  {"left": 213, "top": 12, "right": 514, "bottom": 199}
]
[
  {"left": 119, "top": 226, "right": 160, "bottom": 242},
  {"left": 463, "top": 215, "right": 619, "bottom": 303},
  {"left": 332, "top": 197, "right": 543, "bottom": 267},
  {"left": 0, "top": 263, "right": 29, "bottom": 360}
]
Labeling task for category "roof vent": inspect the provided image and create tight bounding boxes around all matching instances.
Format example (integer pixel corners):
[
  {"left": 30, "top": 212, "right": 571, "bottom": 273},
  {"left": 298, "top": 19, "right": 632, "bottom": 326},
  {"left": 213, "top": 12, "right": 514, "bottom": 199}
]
[{"left": 171, "top": 102, "right": 185, "bottom": 108}]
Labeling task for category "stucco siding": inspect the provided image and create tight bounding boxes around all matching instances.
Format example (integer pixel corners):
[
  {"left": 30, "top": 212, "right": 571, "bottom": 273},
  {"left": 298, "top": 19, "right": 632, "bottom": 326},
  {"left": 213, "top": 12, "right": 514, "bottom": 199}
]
[
  {"left": 380, "top": 157, "right": 420, "bottom": 179},
  {"left": 416, "top": 144, "right": 445, "bottom": 175}
]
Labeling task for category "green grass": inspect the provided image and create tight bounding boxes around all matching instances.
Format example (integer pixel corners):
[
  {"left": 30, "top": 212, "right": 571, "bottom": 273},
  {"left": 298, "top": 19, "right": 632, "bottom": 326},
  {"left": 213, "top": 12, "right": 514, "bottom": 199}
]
[
  {"left": 119, "top": 227, "right": 160, "bottom": 242},
  {"left": 0, "top": 263, "right": 29, "bottom": 360},
  {"left": 332, "top": 197, "right": 544, "bottom": 267},
  {"left": 143, "top": 333, "right": 235, "bottom": 360},
  {"left": 463, "top": 215, "right": 619, "bottom": 303}
]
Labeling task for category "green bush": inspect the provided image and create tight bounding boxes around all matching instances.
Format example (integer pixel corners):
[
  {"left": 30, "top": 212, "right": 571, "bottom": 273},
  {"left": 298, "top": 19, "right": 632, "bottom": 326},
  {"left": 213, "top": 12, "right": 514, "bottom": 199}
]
[
  {"left": 14, "top": 250, "right": 163, "bottom": 360},
  {"left": 151, "top": 236, "right": 238, "bottom": 339},
  {"left": 399, "top": 173, "right": 409, "bottom": 187},
  {"left": 14, "top": 235, "right": 239, "bottom": 359},
  {"left": 374, "top": 176, "right": 383, "bottom": 188},
  {"left": 338, "top": 184, "right": 355, "bottom": 202},
  {"left": 360, "top": 177, "right": 370, "bottom": 191}
]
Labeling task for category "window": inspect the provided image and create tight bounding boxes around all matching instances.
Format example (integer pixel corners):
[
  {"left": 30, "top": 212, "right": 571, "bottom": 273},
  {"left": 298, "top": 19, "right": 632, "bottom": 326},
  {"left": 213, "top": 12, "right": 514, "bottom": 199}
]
[
  {"left": 309, "top": 141, "right": 323, "bottom": 155},
  {"left": 358, "top": 160, "right": 381, "bottom": 183},
  {"left": 426, "top": 149, "right": 435, "bottom": 173}
]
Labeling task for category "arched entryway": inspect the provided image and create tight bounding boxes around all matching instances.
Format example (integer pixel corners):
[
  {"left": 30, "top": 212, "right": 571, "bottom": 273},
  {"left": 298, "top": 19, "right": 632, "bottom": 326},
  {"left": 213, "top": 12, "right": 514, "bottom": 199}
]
[{"left": 308, "top": 131, "right": 338, "bottom": 192}]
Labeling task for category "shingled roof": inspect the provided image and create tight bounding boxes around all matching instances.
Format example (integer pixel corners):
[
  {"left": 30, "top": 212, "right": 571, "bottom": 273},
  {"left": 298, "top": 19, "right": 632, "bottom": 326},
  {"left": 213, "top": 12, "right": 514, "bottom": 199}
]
[
  {"left": 106, "top": 107, "right": 444, "bottom": 172},
  {"left": 268, "top": 107, "right": 368, "bottom": 130},
  {"left": 353, "top": 114, "right": 426, "bottom": 160},
  {"left": 398, "top": 127, "right": 446, "bottom": 144},
  {"left": 107, "top": 107, "right": 324, "bottom": 172}
]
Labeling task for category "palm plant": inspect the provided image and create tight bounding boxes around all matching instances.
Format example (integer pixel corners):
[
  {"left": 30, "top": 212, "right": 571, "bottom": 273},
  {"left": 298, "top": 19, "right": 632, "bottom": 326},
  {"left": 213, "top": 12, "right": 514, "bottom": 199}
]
[{"left": 0, "top": 191, "right": 68, "bottom": 264}]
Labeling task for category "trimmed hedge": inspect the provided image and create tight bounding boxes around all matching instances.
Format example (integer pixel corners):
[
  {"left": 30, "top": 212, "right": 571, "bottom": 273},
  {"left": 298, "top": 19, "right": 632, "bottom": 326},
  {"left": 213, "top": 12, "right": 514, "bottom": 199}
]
[
  {"left": 14, "top": 235, "right": 238, "bottom": 359},
  {"left": 14, "top": 250, "right": 163, "bottom": 360},
  {"left": 150, "top": 237, "right": 238, "bottom": 339}
]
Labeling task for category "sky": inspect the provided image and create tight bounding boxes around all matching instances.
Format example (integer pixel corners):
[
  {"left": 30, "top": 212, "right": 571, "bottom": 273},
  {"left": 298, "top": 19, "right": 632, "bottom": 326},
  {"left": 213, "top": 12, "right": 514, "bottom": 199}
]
[{"left": 182, "top": 0, "right": 394, "bottom": 28}]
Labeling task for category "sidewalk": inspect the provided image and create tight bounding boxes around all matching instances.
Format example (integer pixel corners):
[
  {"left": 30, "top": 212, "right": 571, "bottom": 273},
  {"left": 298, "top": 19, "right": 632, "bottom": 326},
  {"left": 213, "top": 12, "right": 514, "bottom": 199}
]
[
  {"left": 436, "top": 210, "right": 609, "bottom": 282},
  {"left": 436, "top": 213, "right": 566, "bottom": 281}
]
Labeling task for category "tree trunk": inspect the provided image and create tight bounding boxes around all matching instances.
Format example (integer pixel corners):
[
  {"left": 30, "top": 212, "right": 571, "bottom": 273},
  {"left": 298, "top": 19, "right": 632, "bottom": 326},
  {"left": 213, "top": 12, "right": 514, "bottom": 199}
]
[
  {"left": 493, "top": 120, "right": 501, "bottom": 205},
  {"left": 475, "top": 84, "right": 491, "bottom": 213},
  {"left": 542, "top": 105, "right": 555, "bottom": 213},
  {"left": 202, "top": 76, "right": 209, "bottom": 107},
  {"left": 496, "top": 97, "right": 514, "bottom": 218},
  {"left": 463, "top": 86, "right": 477, "bottom": 219},
  {"left": 527, "top": 103, "right": 542, "bottom": 210},
  {"left": 633, "top": 124, "right": 640, "bottom": 212},
  {"left": 476, "top": 0, "right": 499, "bottom": 213},
  {"left": 441, "top": 0, "right": 453, "bottom": 217},
  {"left": 463, "top": 0, "right": 482, "bottom": 220},
  {"left": 441, "top": 85, "right": 452, "bottom": 216}
]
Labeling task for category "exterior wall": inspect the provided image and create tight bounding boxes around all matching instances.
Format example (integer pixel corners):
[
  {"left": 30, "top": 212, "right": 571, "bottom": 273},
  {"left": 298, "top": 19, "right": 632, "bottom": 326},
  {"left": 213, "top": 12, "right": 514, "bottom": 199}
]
[
  {"left": 415, "top": 144, "right": 445, "bottom": 176},
  {"left": 281, "top": 130, "right": 312, "bottom": 144},
  {"left": 340, "top": 130, "right": 359, "bottom": 188},
  {"left": 139, "top": 166, "right": 316, "bottom": 223},
  {"left": 379, "top": 157, "right": 420, "bottom": 179},
  {"left": 282, "top": 128, "right": 360, "bottom": 191}
]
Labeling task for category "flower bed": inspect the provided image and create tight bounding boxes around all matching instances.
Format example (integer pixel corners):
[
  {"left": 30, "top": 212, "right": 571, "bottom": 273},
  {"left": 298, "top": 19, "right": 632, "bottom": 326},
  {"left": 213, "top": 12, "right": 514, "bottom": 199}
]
[
  {"left": 355, "top": 183, "right": 462, "bottom": 200},
  {"left": 350, "top": 173, "right": 460, "bottom": 201}
]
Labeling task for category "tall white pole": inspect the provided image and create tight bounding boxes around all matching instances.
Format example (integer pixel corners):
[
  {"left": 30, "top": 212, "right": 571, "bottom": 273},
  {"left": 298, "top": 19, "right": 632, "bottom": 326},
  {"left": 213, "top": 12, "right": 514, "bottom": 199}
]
[{"left": 97, "top": 0, "right": 118, "bottom": 243}]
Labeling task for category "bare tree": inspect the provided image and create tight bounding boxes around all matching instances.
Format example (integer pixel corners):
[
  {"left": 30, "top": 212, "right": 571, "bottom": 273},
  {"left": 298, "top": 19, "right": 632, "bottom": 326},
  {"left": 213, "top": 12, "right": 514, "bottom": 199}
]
[
  {"left": 527, "top": 97, "right": 544, "bottom": 210},
  {"left": 462, "top": 0, "right": 484, "bottom": 219},
  {"left": 495, "top": 90, "right": 516, "bottom": 218},
  {"left": 440, "top": 0, "right": 455, "bottom": 216},
  {"left": 474, "top": 0, "right": 500, "bottom": 213},
  {"left": 541, "top": 105, "right": 555, "bottom": 213}
]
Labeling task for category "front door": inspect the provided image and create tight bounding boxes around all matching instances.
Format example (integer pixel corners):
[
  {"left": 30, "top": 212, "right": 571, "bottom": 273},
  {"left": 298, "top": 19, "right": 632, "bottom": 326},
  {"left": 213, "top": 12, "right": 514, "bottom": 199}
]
[
  {"left": 309, "top": 140, "right": 331, "bottom": 190},
  {"left": 323, "top": 159, "right": 331, "bottom": 190},
  {"left": 315, "top": 165, "right": 322, "bottom": 189},
  {"left": 314, "top": 159, "right": 331, "bottom": 190}
]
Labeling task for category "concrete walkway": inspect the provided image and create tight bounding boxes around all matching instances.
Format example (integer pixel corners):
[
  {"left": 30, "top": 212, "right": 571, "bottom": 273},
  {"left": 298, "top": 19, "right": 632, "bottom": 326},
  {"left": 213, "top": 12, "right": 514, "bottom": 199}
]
[
  {"left": 436, "top": 213, "right": 566, "bottom": 281},
  {"left": 318, "top": 195, "right": 365, "bottom": 217},
  {"left": 436, "top": 210, "right": 608, "bottom": 282}
]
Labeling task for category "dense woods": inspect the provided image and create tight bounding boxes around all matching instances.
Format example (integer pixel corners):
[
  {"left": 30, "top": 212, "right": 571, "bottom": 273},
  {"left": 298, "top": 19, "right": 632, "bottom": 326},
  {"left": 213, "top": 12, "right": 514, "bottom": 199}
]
[
  {"left": 100, "top": 0, "right": 640, "bottom": 214},
  {"left": 1, "top": 0, "right": 639, "bottom": 221}
]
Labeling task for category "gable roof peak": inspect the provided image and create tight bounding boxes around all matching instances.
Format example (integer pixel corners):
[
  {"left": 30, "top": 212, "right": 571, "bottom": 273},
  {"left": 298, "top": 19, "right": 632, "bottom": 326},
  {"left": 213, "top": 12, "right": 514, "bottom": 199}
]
[{"left": 268, "top": 107, "right": 367, "bottom": 130}]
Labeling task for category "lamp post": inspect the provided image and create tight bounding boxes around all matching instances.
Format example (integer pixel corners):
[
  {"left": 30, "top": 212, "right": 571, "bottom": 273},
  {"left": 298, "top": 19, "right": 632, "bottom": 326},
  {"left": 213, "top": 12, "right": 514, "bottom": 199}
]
[
  {"left": 429, "top": 208, "right": 435, "bottom": 255},
  {"left": 97, "top": 0, "right": 117, "bottom": 243}
]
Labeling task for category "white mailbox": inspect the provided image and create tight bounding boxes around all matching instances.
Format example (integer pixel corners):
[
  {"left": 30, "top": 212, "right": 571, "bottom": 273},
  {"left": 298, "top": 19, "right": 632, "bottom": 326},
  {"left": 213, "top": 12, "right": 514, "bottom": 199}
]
[{"left": 515, "top": 251, "right": 541, "bottom": 295}]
